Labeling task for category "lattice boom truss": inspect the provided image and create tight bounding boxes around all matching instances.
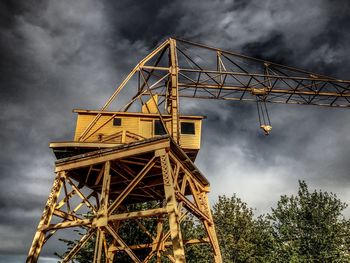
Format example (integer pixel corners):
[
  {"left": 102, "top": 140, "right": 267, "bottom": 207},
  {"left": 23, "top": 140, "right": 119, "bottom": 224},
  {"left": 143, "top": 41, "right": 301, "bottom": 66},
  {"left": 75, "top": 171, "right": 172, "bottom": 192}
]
[
  {"left": 78, "top": 38, "right": 350, "bottom": 144},
  {"left": 27, "top": 137, "right": 222, "bottom": 262},
  {"left": 119, "top": 38, "right": 350, "bottom": 112}
]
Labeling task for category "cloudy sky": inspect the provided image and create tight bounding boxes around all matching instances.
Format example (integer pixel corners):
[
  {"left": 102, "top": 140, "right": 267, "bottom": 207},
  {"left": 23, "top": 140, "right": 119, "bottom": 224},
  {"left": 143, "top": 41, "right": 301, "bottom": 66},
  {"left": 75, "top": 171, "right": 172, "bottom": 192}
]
[{"left": 1, "top": 0, "right": 350, "bottom": 261}]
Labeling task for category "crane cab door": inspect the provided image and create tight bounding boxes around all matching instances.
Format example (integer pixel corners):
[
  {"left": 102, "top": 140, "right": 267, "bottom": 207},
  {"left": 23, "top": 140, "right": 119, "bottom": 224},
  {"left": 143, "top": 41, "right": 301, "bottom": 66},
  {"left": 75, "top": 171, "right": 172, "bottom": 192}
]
[{"left": 140, "top": 119, "right": 153, "bottom": 138}]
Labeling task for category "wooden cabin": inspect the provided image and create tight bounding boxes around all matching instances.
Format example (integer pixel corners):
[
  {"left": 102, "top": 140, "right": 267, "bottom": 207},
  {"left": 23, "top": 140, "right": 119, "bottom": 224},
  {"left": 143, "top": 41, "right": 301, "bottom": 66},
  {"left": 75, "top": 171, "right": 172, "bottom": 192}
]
[
  {"left": 50, "top": 96, "right": 204, "bottom": 160},
  {"left": 72, "top": 110, "right": 204, "bottom": 159},
  {"left": 50, "top": 96, "right": 204, "bottom": 161}
]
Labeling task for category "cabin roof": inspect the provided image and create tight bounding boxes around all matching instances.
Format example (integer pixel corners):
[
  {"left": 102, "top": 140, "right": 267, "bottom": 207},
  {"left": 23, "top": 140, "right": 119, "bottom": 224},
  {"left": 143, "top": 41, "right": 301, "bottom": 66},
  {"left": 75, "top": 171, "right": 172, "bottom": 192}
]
[{"left": 73, "top": 109, "right": 206, "bottom": 119}]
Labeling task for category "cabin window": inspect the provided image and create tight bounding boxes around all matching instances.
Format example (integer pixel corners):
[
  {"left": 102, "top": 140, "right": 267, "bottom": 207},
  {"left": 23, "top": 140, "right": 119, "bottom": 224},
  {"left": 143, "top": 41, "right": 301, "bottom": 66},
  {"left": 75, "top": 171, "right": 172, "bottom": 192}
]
[
  {"left": 154, "top": 120, "right": 166, "bottom": 135},
  {"left": 181, "top": 122, "right": 195, "bottom": 134},
  {"left": 113, "top": 118, "right": 122, "bottom": 126}
]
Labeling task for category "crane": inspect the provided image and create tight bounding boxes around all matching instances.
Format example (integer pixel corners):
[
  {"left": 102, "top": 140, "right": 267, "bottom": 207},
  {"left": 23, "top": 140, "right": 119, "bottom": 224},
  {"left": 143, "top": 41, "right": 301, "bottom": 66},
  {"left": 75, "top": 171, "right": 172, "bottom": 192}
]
[
  {"left": 77, "top": 38, "right": 350, "bottom": 141},
  {"left": 27, "top": 38, "right": 350, "bottom": 263}
]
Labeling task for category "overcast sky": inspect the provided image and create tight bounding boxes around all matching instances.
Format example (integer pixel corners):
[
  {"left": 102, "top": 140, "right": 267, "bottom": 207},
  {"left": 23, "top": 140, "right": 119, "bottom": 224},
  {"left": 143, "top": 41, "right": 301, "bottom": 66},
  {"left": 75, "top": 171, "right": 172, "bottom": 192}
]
[{"left": 1, "top": 0, "right": 350, "bottom": 262}]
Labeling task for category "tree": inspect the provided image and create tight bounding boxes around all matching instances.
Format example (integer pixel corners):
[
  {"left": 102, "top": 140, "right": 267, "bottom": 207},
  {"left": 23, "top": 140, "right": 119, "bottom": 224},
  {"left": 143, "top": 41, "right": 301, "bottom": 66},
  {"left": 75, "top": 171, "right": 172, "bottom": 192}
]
[
  {"left": 55, "top": 232, "right": 96, "bottom": 262},
  {"left": 57, "top": 195, "right": 275, "bottom": 262},
  {"left": 58, "top": 183, "right": 350, "bottom": 262},
  {"left": 212, "top": 195, "right": 275, "bottom": 262},
  {"left": 268, "top": 180, "right": 350, "bottom": 262},
  {"left": 182, "top": 215, "right": 213, "bottom": 263}
]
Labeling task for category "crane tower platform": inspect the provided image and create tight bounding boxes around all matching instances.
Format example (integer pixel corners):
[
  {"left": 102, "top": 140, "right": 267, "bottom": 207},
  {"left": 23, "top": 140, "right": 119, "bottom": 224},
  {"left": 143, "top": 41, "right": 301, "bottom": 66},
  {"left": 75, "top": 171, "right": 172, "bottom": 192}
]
[{"left": 27, "top": 135, "right": 222, "bottom": 262}]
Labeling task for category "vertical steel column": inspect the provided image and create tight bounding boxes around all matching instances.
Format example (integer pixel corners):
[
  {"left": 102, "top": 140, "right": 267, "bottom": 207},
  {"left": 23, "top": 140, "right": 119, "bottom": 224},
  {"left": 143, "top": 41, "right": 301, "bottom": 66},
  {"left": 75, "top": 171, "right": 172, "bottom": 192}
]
[
  {"left": 93, "top": 230, "right": 104, "bottom": 263},
  {"left": 93, "top": 161, "right": 111, "bottom": 263},
  {"left": 168, "top": 38, "right": 180, "bottom": 144},
  {"left": 26, "top": 172, "right": 64, "bottom": 263},
  {"left": 155, "top": 218, "right": 164, "bottom": 263},
  {"left": 99, "top": 161, "right": 111, "bottom": 224},
  {"left": 157, "top": 149, "right": 186, "bottom": 262}
]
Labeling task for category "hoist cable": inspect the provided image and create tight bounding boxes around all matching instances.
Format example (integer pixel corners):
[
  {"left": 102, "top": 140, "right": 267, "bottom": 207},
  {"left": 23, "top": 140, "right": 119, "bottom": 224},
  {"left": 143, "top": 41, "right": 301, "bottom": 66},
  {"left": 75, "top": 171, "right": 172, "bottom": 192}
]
[
  {"left": 256, "top": 97, "right": 262, "bottom": 126},
  {"left": 263, "top": 100, "right": 271, "bottom": 125}
]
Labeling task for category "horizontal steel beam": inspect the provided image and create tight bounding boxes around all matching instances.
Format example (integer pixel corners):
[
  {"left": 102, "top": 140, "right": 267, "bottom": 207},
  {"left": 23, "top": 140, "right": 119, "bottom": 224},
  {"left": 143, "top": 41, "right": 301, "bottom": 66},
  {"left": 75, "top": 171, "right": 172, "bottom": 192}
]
[{"left": 178, "top": 83, "right": 350, "bottom": 97}]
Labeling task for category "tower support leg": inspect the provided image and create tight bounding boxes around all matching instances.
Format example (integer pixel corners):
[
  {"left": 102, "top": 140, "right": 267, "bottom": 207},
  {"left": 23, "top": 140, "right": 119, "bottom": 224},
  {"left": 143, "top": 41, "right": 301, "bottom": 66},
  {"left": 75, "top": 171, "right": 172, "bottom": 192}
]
[
  {"left": 106, "top": 250, "right": 115, "bottom": 263},
  {"left": 93, "top": 229, "right": 104, "bottom": 263},
  {"left": 199, "top": 191, "right": 222, "bottom": 263},
  {"left": 186, "top": 172, "right": 222, "bottom": 263},
  {"left": 27, "top": 142, "right": 222, "bottom": 262},
  {"left": 94, "top": 161, "right": 111, "bottom": 263},
  {"left": 157, "top": 149, "right": 186, "bottom": 263},
  {"left": 26, "top": 172, "right": 64, "bottom": 263}
]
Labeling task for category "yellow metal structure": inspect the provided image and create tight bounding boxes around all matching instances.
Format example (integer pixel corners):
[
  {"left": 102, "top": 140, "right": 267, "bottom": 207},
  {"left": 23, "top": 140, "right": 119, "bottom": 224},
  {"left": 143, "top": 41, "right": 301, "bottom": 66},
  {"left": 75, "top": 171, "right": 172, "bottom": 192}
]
[
  {"left": 27, "top": 137, "right": 221, "bottom": 262},
  {"left": 27, "top": 38, "right": 350, "bottom": 262},
  {"left": 73, "top": 109, "right": 203, "bottom": 157}
]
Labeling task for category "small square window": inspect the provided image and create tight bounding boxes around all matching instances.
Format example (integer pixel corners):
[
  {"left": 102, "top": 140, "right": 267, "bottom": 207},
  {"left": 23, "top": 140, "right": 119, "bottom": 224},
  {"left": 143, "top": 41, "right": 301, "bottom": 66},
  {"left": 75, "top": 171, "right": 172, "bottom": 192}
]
[
  {"left": 113, "top": 118, "right": 122, "bottom": 126},
  {"left": 181, "top": 122, "right": 195, "bottom": 134},
  {"left": 154, "top": 120, "right": 166, "bottom": 135}
]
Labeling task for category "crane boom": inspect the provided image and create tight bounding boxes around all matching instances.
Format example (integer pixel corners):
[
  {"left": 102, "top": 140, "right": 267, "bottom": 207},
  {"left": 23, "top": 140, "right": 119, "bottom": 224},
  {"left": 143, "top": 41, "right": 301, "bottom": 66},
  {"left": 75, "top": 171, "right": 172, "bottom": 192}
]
[
  {"left": 172, "top": 38, "right": 350, "bottom": 108},
  {"left": 78, "top": 38, "right": 350, "bottom": 142}
]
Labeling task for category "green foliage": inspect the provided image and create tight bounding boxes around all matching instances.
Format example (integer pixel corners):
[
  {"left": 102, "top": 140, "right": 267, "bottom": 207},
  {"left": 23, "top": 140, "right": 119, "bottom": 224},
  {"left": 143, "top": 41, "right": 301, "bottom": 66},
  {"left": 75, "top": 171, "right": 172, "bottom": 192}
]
[
  {"left": 57, "top": 181, "right": 350, "bottom": 263},
  {"left": 182, "top": 216, "right": 213, "bottom": 262},
  {"left": 54, "top": 230, "right": 95, "bottom": 261},
  {"left": 268, "top": 180, "right": 350, "bottom": 262},
  {"left": 213, "top": 195, "right": 275, "bottom": 262}
]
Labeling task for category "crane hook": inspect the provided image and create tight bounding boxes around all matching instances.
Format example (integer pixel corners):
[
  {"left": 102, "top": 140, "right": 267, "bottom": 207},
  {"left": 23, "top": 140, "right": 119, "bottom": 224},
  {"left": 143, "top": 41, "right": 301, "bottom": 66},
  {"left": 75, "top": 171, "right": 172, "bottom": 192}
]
[
  {"left": 260, "top": 124, "right": 272, "bottom": 135},
  {"left": 256, "top": 97, "right": 272, "bottom": 135}
]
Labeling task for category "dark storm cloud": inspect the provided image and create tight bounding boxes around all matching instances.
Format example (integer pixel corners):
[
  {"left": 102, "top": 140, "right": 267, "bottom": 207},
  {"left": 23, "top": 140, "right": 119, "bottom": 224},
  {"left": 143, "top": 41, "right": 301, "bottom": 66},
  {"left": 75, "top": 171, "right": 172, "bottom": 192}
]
[
  {"left": 104, "top": 0, "right": 180, "bottom": 43},
  {"left": 1, "top": 0, "right": 350, "bottom": 261},
  {"left": 0, "top": 0, "right": 118, "bottom": 257}
]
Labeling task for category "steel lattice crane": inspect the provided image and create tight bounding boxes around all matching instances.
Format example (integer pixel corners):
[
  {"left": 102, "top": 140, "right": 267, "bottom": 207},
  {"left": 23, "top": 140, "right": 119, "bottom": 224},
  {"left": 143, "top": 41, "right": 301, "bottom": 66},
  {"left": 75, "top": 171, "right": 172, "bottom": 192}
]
[
  {"left": 78, "top": 38, "right": 350, "bottom": 140},
  {"left": 27, "top": 38, "right": 350, "bottom": 263}
]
